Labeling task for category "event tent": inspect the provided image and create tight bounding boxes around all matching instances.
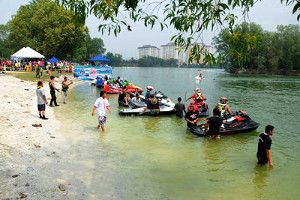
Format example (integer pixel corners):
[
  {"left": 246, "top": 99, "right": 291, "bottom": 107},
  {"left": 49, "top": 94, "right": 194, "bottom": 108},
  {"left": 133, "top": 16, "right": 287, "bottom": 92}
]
[
  {"left": 11, "top": 47, "right": 45, "bottom": 60},
  {"left": 89, "top": 55, "right": 111, "bottom": 63},
  {"left": 48, "top": 57, "right": 60, "bottom": 63}
]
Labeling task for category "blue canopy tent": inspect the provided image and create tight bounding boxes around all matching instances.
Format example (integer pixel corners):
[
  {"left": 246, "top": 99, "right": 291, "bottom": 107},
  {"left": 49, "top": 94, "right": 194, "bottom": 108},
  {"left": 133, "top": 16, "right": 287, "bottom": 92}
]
[
  {"left": 89, "top": 55, "right": 111, "bottom": 63},
  {"left": 48, "top": 57, "right": 60, "bottom": 63}
]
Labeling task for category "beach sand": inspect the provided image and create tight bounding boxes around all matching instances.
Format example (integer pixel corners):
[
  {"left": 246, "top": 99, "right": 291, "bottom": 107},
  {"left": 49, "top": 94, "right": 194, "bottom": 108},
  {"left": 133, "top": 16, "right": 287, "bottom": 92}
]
[{"left": 0, "top": 74, "right": 75, "bottom": 199}]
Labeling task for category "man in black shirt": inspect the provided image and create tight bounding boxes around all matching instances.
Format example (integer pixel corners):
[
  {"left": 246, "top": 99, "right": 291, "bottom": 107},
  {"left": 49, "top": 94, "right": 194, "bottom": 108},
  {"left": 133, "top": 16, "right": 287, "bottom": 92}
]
[
  {"left": 257, "top": 125, "right": 275, "bottom": 167},
  {"left": 207, "top": 108, "right": 223, "bottom": 138}
]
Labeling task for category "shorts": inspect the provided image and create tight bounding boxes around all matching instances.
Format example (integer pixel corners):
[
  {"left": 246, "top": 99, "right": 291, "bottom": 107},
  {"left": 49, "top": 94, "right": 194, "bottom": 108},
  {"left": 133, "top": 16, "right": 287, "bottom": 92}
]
[
  {"left": 98, "top": 116, "right": 107, "bottom": 126},
  {"left": 38, "top": 104, "right": 46, "bottom": 111}
]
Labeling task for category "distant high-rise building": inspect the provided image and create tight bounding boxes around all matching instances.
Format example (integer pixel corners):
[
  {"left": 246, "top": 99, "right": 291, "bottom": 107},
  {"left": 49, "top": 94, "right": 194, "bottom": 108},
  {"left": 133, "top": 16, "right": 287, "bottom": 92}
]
[
  {"left": 137, "top": 45, "right": 160, "bottom": 59},
  {"left": 160, "top": 43, "right": 184, "bottom": 63}
]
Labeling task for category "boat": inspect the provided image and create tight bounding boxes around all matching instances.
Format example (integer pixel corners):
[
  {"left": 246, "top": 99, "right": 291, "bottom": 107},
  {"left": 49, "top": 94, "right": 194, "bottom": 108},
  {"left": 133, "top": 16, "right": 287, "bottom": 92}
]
[
  {"left": 119, "top": 91, "right": 175, "bottom": 116},
  {"left": 107, "top": 87, "right": 122, "bottom": 94},
  {"left": 188, "top": 111, "right": 259, "bottom": 137},
  {"left": 119, "top": 105, "right": 175, "bottom": 116}
]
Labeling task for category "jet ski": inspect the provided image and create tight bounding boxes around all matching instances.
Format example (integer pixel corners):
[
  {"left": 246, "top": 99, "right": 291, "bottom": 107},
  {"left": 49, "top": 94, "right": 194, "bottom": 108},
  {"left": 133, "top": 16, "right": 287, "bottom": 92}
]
[
  {"left": 119, "top": 105, "right": 175, "bottom": 116},
  {"left": 188, "top": 102, "right": 209, "bottom": 118},
  {"left": 119, "top": 91, "right": 175, "bottom": 115},
  {"left": 188, "top": 111, "right": 259, "bottom": 137}
]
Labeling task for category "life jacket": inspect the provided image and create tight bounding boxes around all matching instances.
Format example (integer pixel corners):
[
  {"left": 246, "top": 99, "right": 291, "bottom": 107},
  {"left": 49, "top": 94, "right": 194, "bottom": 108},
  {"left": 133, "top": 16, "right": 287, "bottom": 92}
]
[
  {"left": 103, "top": 84, "right": 110, "bottom": 92},
  {"left": 217, "top": 103, "right": 227, "bottom": 117},
  {"left": 195, "top": 92, "right": 204, "bottom": 102}
]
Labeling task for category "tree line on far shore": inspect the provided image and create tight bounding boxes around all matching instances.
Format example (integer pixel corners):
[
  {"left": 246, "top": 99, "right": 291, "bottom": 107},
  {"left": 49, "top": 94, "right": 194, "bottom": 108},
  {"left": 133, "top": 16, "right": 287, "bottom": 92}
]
[{"left": 214, "top": 22, "right": 300, "bottom": 74}]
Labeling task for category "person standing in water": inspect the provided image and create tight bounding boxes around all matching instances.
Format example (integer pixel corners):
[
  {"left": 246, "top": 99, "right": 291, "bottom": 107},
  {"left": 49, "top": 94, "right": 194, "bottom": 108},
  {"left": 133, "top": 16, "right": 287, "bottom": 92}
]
[
  {"left": 174, "top": 97, "right": 186, "bottom": 118},
  {"left": 49, "top": 76, "right": 59, "bottom": 107},
  {"left": 61, "top": 76, "right": 73, "bottom": 104},
  {"left": 92, "top": 91, "right": 111, "bottom": 131},
  {"left": 257, "top": 125, "right": 275, "bottom": 167},
  {"left": 206, "top": 108, "right": 223, "bottom": 139},
  {"left": 36, "top": 81, "right": 48, "bottom": 120}
]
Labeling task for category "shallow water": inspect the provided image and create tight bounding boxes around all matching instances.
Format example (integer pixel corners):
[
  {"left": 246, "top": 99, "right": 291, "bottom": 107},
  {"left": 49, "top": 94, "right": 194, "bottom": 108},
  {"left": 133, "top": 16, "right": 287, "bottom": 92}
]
[{"left": 55, "top": 68, "right": 300, "bottom": 199}]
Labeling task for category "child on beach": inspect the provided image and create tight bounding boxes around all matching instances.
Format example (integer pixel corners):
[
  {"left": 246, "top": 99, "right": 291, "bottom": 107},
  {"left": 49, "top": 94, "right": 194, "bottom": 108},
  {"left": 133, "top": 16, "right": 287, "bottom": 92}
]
[
  {"left": 36, "top": 81, "right": 48, "bottom": 120},
  {"left": 92, "top": 91, "right": 111, "bottom": 131}
]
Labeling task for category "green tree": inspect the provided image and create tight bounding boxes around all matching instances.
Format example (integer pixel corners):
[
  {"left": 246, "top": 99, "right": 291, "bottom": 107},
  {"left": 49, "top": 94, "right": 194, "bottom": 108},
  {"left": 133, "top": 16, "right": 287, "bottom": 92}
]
[
  {"left": 7, "top": 0, "right": 86, "bottom": 59},
  {"left": 214, "top": 23, "right": 300, "bottom": 74},
  {"left": 274, "top": 24, "right": 300, "bottom": 71},
  {"left": 0, "top": 24, "right": 10, "bottom": 58},
  {"left": 72, "top": 30, "right": 106, "bottom": 62},
  {"left": 137, "top": 56, "right": 178, "bottom": 67},
  {"left": 86, "top": 35, "right": 106, "bottom": 59},
  {"left": 57, "top": 0, "right": 300, "bottom": 63},
  {"left": 214, "top": 22, "right": 265, "bottom": 72},
  {"left": 106, "top": 52, "right": 123, "bottom": 66}
]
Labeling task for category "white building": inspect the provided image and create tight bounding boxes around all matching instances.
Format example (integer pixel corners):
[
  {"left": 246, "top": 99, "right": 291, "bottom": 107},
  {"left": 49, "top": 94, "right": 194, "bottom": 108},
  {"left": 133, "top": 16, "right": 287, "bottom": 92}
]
[
  {"left": 160, "top": 43, "right": 185, "bottom": 63},
  {"left": 138, "top": 45, "right": 160, "bottom": 59}
]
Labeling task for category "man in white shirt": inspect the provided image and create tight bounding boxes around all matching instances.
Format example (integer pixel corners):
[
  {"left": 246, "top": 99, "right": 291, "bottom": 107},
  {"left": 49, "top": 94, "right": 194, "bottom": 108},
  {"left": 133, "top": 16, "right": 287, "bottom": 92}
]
[
  {"left": 36, "top": 81, "right": 48, "bottom": 120},
  {"left": 92, "top": 91, "right": 111, "bottom": 131}
]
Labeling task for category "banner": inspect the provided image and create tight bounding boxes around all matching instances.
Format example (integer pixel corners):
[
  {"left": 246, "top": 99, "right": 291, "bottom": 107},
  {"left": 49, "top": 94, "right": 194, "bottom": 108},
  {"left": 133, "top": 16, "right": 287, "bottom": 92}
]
[{"left": 73, "top": 66, "right": 113, "bottom": 80}]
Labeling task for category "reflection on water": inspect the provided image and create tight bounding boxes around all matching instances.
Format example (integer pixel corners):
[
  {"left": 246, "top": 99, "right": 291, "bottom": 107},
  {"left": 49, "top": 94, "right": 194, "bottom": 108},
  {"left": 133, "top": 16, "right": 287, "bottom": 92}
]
[{"left": 54, "top": 68, "right": 300, "bottom": 199}]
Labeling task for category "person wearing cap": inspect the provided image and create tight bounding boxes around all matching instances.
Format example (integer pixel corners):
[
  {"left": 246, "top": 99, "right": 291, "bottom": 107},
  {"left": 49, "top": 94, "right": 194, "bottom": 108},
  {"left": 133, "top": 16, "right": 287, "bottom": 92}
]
[
  {"left": 186, "top": 88, "right": 205, "bottom": 104},
  {"left": 216, "top": 97, "right": 233, "bottom": 118},
  {"left": 145, "top": 85, "right": 154, "bottom": 102}
]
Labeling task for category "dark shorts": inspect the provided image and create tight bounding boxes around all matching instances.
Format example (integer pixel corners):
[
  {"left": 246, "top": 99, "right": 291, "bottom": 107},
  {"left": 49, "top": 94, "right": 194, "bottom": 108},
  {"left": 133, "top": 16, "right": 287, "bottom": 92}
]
[
  {"left": 98, "top": 116, "right": 107, "bottom": 126},
  {"left": 38, "top": 104, "right": 46, "bottom": 111}
]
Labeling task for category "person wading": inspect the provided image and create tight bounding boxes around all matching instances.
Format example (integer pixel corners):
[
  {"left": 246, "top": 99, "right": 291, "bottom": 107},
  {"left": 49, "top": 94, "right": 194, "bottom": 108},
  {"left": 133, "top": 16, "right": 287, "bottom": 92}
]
[
  {"left": 175, "top": 97, "right": 186, "bottom": 118},
  {"left": 92, "top": 91, "right": 111, "bottom": 132},
  {"left": 257, "top": 125, "right": 275, "bottom": 167},
  {"left": 61, "top": 76, "right": 73, "bottom": 104}
]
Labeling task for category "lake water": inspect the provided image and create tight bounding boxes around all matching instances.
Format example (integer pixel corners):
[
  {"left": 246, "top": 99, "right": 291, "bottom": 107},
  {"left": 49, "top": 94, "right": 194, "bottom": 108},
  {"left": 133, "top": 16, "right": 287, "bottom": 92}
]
[{"left": 55, "top": 68, "right": 300, "bottom": 199}]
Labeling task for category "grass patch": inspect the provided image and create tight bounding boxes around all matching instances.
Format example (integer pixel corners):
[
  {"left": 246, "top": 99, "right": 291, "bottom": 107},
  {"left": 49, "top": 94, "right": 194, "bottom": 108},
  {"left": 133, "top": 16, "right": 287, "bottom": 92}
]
[{"left": 6, "top": 71, "right": 71, "bottom": 82}]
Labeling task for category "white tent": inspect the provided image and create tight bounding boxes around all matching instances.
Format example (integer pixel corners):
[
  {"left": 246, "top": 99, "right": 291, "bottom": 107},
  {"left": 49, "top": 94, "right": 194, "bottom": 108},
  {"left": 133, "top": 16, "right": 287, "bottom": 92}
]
[{"left": 11, "top": 47, "right": 45, "bottom": 60}]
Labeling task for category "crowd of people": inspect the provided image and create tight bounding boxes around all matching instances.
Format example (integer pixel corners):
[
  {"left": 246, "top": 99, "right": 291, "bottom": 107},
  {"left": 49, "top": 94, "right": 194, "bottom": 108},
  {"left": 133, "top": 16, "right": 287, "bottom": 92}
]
[{"left": 0, "top": 59, "right": 74, "bottom": 76}]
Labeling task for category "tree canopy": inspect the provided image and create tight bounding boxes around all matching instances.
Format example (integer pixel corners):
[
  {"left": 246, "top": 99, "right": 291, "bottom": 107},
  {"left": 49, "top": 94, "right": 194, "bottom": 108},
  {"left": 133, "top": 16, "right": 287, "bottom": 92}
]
[
  {"left": 0, "top": 24, "right": 10, "bottom": 58},
  {"left": 7, "top": 0, "right": 87, "bottom": 59},
  {"left": 1, "top": 0, "right": 106, "bottom": 62},
  {"left": 213, "top": 23, "right": 300, "bottom": 73}
]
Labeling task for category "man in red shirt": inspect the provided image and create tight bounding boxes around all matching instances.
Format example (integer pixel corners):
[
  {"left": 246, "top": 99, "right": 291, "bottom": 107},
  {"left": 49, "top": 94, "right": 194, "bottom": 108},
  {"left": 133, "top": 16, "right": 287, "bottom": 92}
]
[{"left": 186, "top": 88, "right": 205, "bottom": 106}]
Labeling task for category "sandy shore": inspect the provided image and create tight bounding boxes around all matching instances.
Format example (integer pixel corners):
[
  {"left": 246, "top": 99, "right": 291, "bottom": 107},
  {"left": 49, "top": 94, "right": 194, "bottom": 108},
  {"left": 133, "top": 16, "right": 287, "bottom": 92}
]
[{"left": 0, "top": 74, "right": 76, "bottom": 199}]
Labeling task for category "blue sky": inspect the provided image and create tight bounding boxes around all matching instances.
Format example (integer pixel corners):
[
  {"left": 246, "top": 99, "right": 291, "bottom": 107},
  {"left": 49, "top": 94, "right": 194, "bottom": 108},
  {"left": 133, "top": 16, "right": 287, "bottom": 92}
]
[{"left": 0, "top": 0, "right": 298, "bottom": 58}]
